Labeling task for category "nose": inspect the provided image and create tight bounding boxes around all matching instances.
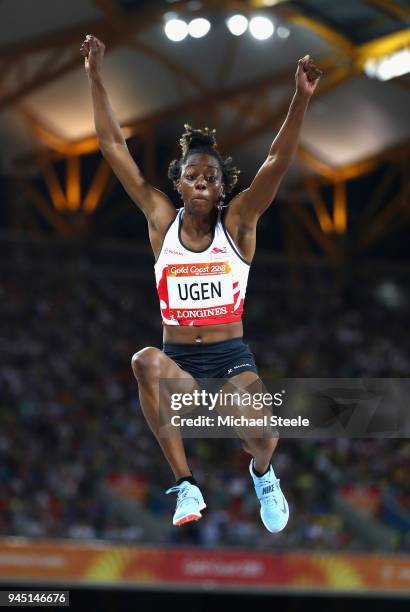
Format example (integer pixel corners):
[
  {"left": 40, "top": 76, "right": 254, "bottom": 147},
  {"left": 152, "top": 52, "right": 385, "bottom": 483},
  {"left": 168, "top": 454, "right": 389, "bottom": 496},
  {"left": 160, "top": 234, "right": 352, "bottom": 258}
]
[{"left": 194, "top": 175, "right": 206, "bottom": 190}]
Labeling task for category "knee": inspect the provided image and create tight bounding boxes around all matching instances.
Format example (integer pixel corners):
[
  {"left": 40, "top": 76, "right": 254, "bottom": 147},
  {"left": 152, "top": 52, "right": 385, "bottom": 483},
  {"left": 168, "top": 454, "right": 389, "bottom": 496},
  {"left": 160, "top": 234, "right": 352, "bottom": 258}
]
[{"left": 131, "top": 346, "right": 163, "bottom": 380}]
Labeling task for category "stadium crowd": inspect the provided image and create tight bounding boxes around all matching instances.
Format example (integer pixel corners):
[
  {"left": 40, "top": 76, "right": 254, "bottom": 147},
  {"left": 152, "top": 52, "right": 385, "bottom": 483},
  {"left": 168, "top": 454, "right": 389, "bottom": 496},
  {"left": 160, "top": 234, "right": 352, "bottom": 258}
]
[{"left": 0, "top": 239, "right": 409, "bottom": 551}]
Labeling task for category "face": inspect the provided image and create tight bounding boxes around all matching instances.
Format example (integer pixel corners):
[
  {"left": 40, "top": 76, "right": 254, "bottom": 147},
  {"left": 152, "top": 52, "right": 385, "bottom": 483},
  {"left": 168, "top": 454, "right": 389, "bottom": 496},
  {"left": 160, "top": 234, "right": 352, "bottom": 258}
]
[{"left": 177, "top": 153, "right": 224, "bottom": 214}]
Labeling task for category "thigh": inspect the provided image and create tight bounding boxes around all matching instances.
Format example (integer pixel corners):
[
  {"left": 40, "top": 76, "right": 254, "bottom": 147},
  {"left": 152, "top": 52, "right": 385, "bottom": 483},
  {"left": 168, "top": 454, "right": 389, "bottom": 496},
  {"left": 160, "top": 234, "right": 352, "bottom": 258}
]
[
  {"left": 217, "top": 371, "right": 276, "bottom": 439},
  {"left": 134, "top": 345, "right": 198, "bottom": 383},
  {"left": 154, "top": 349, "right": 203, "bottom": 428},
  {"left": 134, "top": 346, "right": 200, "bottom": 416}
]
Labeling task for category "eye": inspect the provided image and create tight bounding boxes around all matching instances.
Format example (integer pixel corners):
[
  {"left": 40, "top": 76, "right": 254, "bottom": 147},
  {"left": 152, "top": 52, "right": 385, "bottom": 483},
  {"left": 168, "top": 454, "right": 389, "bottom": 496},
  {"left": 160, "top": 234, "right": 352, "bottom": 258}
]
[
  {"left": 207, "top": 176, "right": 216, "bottom": 182},
  {"left": 186, "top": 174, "right": 195, "bottom": 180}
]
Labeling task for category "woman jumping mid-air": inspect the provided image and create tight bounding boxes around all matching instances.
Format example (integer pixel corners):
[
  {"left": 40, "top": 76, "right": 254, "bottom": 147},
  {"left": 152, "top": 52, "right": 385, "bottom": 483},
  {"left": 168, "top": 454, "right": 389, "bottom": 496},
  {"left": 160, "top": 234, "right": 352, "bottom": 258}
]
[{"left": 81, "top": 34, "right": 322, "bottom": 532}]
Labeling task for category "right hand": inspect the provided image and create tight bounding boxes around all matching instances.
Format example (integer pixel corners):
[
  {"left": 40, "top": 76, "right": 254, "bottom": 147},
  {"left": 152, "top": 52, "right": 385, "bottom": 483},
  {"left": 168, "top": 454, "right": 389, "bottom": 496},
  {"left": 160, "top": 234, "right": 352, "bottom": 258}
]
[{"left": 80, "top": 34, "right": 105, "bottom": 80}]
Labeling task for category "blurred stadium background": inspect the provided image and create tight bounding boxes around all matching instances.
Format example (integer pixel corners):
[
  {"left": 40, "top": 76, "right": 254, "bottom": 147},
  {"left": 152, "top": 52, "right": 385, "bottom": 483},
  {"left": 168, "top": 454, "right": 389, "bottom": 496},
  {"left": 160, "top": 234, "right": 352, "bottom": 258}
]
[{"left": 0, "top": 0, "right": 409, "bottom": 609}]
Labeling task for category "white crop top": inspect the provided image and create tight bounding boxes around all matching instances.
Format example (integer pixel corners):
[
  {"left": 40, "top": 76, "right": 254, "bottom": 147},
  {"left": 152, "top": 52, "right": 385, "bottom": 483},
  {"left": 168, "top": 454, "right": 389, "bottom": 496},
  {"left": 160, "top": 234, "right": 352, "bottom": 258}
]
[{"left": 154, "top": 208, "right": 251, "bottom": 326}]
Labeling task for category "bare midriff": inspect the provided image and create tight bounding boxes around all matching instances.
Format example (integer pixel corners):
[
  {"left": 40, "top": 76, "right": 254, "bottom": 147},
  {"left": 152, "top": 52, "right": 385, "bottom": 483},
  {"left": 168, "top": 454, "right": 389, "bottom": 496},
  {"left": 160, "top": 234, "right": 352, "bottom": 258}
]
[{"left": 163, "top": 321, "right": 243, "bottom": 345}]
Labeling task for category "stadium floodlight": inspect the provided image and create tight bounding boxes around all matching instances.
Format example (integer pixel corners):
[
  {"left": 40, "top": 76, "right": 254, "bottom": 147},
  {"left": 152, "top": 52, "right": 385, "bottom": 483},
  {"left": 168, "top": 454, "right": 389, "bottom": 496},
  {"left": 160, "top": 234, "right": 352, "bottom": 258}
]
[
  {"left": 164, "top": 18, "right": 189, "bottom": 42},
  {"left": 188, "top": 17, "right": 211, "bottom": 39},
  {"left": 226, "top": 14, "right": 248, "bottom": 36},
  {"left": 277, "top": 26, "right": 290, "bottom": 39},
  {"left": 364, "top": 49, "right": 410, "bottom": 81},
  {"left": 249, "top": 16, "right": 274, "bottom": 40}
]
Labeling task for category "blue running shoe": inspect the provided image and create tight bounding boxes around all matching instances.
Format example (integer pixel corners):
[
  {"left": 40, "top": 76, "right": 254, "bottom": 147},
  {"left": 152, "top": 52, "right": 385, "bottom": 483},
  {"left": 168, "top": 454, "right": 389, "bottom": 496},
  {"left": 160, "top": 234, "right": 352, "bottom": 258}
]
[
  {"left": 249, "top": 459, "right": 289, "bottom": 533},
  {"left": 166, "top": 481, "right": 206, "bottom": 526}
]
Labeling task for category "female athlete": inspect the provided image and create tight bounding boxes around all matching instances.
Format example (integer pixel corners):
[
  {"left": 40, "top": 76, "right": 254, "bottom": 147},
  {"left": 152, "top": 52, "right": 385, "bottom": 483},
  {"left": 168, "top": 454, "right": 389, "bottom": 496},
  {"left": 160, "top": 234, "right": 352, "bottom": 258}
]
[{"left": 81, "top": 34, "right": 322, "bottom": 531}]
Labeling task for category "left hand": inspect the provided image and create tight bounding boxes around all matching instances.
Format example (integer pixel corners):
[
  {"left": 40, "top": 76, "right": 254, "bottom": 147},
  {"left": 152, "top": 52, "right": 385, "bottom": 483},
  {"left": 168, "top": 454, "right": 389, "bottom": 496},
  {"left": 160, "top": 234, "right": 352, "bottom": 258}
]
[{"left": 295, "top": 55, "right": 322, "bottom": 97}]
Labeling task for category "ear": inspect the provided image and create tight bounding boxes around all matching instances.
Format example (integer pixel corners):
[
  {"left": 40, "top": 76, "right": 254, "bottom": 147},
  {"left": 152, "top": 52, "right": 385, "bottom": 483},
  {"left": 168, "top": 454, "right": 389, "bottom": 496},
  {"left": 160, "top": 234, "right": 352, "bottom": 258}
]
[{"left": 175, "top": 179, "right": 181, "bottom": 194}]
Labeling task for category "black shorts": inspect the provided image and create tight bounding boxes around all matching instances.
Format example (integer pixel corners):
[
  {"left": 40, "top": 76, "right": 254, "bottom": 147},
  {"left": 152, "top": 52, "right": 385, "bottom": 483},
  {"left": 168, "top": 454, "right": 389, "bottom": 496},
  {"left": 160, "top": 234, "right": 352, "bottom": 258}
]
[{"left": 163, "top": 337, "right": 258, "bottom": 380}]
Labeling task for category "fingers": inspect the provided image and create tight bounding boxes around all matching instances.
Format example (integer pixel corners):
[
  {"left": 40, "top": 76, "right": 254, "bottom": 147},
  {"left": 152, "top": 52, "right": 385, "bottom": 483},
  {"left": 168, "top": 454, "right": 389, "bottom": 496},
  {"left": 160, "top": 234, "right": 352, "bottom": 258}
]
[
  {"left": 80, "top": 40, "right": 89, "bottom": 58},
  {"left": 80, "top": 34, "right": 104, "bottom": 57},
  {"left": 298, "top": 54, "right": 310, "bottom": 67},
  {"left": 298, "top": 55, "right": 323, "bottom": 81}
]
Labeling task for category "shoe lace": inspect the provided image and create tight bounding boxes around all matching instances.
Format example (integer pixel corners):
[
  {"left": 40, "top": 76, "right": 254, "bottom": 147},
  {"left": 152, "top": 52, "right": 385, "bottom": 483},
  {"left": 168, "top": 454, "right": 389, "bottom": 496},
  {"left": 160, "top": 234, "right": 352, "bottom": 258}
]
[
  {"left": 258, "top": 473, "right": 273, "bottom": 487},
  {"left": 165, "top": 484, "right": 192, "bottom": 505}
]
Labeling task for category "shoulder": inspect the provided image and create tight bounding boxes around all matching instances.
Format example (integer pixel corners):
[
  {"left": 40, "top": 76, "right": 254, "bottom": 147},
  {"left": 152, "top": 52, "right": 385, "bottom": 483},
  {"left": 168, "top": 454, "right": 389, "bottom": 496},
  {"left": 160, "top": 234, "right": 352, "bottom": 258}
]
[
  {"left": 148, "top": 207, "right": 179, "bottom": 260},
  {"left": 223, "top": 189, "right": 257, "bottom": 235},
  {"left": 150, "top": 204, "right": 179, "bottom": 235}
]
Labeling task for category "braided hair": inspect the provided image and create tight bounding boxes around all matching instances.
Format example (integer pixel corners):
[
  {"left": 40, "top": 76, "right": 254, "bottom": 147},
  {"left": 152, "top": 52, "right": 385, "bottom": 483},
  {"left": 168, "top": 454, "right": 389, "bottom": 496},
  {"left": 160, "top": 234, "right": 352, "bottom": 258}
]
[{"left": 168, "top": 124, "right": 240, "bottom": 204}]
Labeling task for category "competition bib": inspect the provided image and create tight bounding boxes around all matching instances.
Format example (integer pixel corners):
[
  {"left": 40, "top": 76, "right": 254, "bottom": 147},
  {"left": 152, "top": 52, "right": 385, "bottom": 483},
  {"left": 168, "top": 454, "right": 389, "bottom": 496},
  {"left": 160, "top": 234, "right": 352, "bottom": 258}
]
[{"left": 166, "top": 261, "right": 234, "bottom": 319}]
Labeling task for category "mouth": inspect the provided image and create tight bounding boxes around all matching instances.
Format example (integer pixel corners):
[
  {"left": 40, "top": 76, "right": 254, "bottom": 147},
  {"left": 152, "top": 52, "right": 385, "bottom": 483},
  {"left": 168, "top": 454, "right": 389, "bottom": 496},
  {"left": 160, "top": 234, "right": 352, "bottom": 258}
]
[{"left": 192, "top": 197, "right": 208, "bottom": 202}]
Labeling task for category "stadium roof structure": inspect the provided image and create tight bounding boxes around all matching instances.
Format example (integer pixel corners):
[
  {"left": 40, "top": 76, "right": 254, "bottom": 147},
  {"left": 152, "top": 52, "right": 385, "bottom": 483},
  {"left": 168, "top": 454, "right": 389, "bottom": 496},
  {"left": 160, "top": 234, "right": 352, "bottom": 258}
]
[{"left": 0, "top": 0, "right": 409, "bottom": 256}]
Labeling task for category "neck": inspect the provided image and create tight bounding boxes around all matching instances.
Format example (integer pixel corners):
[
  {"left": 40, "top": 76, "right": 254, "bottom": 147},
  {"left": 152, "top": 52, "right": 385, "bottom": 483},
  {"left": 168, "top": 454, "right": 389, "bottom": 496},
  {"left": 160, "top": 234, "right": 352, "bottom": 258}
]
[{"left": 183, "top": 207, "right": 218, "bottom": 236}]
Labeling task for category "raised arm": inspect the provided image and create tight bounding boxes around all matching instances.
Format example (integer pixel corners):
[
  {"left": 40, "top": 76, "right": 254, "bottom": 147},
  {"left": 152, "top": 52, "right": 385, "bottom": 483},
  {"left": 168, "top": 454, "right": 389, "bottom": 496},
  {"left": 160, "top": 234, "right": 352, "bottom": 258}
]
[
  {"left": 81, "top": 35, "right": 176, "bottom": 251},
  {"left": 226, "top": 55, "right": 322, "bottom": 228}
]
